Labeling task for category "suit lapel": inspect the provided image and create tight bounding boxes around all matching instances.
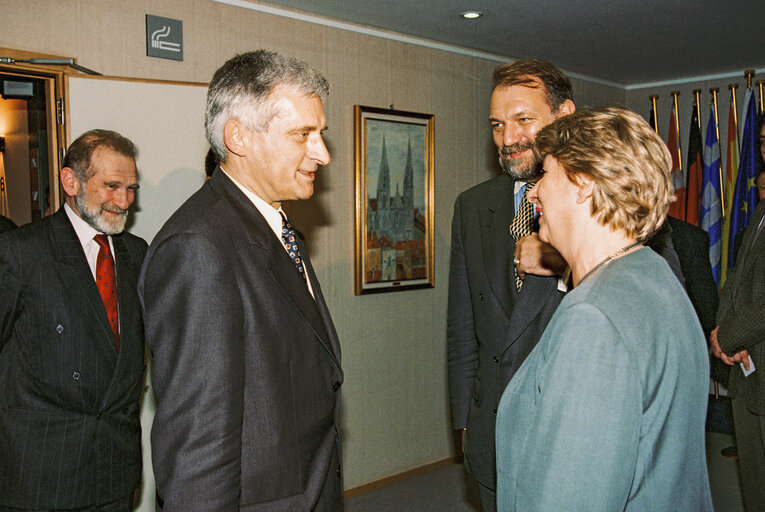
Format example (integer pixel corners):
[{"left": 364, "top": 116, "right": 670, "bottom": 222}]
[
  {"left": 211, "top": 172, "right": 341, "bottom": 369},
  {"left": 736, "top": 201, "right": 765, "bottom": 279},
  {"left": 49, "top": 210, "right": 117, "bottom": 362},
  {"left": 301, "top": 246, "right": 342, "bottom": 364},
  {"left": 478, "top": 176, "right": 561, "bottom": 345},
  {"left": 479, "top": 177, "right": 517, "bottom": 320},
  {"left": 105, "top": 235, "right": 144, "bottom": 400}
]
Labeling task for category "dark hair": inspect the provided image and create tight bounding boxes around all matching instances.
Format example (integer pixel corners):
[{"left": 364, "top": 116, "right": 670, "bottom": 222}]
[
  {"left": 492, "top": 58, "right": 573, "bottom": 113},
  {"left": 63, "top": 129, "right": 138, "bottom": 182},
  {"left": 759, "top": 111, "right": 765, "bottom": 131},
  {"left": 205, "top": 49, "right": 329, "bottom": 161}
]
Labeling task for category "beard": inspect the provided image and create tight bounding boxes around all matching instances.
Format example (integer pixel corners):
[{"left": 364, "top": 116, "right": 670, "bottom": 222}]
[
  {"left": 498, "top": 141, "right": 542, "bottom": 181},
  {"left": 75, "top": 188, "right": 129, "bottom": 235}
]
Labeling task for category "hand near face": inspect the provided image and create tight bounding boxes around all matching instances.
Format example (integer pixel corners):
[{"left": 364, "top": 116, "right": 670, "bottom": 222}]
[{"left": 514, "top": 233, "right": 568, "bottom": 278}]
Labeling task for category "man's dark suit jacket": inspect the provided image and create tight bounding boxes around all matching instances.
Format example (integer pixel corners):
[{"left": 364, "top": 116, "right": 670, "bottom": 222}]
[
  {"left": 0, "top": 208, "right": 147, "bottom": 509},
  {"left": 718, "top": 199, "right": 765, "bottom": 415},
  {"left": 0, "top": 215, "right": 16, "bottom": 234},
  {"left": 139, "top": 169, "right": 343, "bottom": 511},
  {"left": 447, "top": 174, "right": 563, "bottom": 488},
  {"left": 665, "top": 216, "right": 719, "bottom": 338}
]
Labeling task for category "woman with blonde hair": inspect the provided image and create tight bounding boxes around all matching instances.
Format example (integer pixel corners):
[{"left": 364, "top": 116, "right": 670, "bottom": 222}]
[{"left": 495, "top": 106, "right": 712, "bottom": 511}]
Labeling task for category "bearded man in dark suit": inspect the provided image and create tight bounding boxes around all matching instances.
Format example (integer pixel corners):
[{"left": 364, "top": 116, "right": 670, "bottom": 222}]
[
  {"left": 447, "top": 59, "right": 575, "bottom": 511},
  {"left": 140, "top": 50, "right": 343, "bottom": 511},
  {"left": 0, "top": 129, "right": 147, "bottom": 511}
]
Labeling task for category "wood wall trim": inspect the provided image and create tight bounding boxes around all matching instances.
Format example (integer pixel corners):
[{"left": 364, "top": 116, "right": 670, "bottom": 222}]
[
  {"left": 69, "top": 74, "right": 208, "bottom": 88},
  {"left": 343, "top": 457, "right": 458, "bottom": 499}
]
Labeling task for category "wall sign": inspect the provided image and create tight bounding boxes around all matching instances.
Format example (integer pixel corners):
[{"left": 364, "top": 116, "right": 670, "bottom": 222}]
[{"left": 146, "top": 15, "right": 183, "bottom": 61}]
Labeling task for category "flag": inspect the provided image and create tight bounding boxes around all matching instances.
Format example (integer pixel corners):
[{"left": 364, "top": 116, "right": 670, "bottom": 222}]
[
  {"left": 727, "top": 89, "right": 759, "bottom": 267},
  {"left": 701, "top": 105, "right": 723, "bottom": 285},
  {"left": 685, "top": 102, "right": 703, "bottom": 226},
  {"left": 720, "top": 99, "right": 740, "bottom": 284},
  {"left": 667, "top": 104, "right": 685, "bottom": 219}
]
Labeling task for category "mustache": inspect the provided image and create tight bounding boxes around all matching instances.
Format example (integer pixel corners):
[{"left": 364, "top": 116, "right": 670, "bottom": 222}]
[
  {"left": 500, "top": 142, "right": 534, "bottom": 157},
  {"left": 102, "top": 205, "right": 128, "bottom": 216}
]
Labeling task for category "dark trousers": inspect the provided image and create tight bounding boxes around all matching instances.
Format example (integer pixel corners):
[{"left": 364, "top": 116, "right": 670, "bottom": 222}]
[
  {"left": 0, "top": 494, "right": 133, "bottom": 512},
  {"left": 476, "top": 480, "right": 497, "bottom": 512},
  {"left": 732, "top": 393, "right": 765, "bottom": 512}
]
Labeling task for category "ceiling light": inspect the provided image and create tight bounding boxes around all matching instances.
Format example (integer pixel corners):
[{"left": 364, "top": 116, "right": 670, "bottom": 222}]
[{"left": 460, "top": 11, "right": 483, "bottom": 19}]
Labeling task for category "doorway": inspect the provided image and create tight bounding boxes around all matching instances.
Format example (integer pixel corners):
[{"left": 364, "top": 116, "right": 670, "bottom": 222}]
[{"left": 0, "top": 67, "right": 64, "bottom": 226}]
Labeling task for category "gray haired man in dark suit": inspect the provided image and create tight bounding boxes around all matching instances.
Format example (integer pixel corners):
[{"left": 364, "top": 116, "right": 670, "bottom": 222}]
[
  {"left": 0, "top": 129, "right": 147, "bottom": 511},
  {"left": 140, "top": 50, "right": 343, "bottom": 511}
]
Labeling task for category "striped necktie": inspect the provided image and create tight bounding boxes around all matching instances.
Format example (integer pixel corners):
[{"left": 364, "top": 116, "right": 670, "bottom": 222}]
[{"left": 508, "top": 184, "right": 535, "bottom": 291}]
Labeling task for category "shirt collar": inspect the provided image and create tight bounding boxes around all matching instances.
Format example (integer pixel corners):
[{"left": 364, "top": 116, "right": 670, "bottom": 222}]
[{"left": 220, "top": 167, "right": 284, "bottom": 237}]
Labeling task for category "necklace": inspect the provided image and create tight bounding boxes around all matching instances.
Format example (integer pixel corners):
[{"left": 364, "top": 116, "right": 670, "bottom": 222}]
[{"left": 577, "top": 240, "right": 642, "bottom": 285}]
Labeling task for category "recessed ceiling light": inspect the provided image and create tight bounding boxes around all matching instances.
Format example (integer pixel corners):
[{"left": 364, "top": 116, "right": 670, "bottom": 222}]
[{"left": 460, "top": 11, "right": 483, "bottom": 19}]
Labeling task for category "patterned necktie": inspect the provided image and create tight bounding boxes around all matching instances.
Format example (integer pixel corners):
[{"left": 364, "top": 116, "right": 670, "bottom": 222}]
[
  {"left": 508, "top": 183, "right": 535, "bottom": 291},
  {"left": 280, "top": 213, "right": 306, "bottom": 277},
  {"left": 94, "top": 234, "right": 119, "bottom": 351}
]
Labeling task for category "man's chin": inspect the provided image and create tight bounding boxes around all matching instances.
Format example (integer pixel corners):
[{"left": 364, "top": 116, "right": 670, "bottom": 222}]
[
  {"left": 93, "top": 214, "right": 128, "bottom": 235},
  {"left": 499, "top": 159, "right": 540, "bottom": 181}
]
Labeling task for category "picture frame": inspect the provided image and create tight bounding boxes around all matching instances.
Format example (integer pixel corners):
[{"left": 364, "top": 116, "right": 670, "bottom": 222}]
[{"left": 354, "top": 105, "right": 435, "bottom": 294}]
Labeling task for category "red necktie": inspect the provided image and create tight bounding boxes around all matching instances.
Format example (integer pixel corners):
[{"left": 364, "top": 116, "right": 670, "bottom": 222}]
[{"left": 94, "top": 234, "right": 119, "bottom": 351}]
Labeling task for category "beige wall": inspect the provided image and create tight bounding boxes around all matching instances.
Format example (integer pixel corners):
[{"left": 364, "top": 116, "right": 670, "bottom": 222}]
[{"left": 1, "top": 0, "right": 626, "bottom": 499}]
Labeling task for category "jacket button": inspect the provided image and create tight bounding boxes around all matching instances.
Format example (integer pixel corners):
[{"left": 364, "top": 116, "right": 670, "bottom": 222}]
[
  {"left": 56, "top": 324, "right": 64, "bottom": 334},
  {"left": 479, "top": 293, "right": 484, "bottom": 302},
  {"left": 72, "top": 371, "right": 80, "bottom": 380},
  {"left": 493, "top": 409, "right": 497, "bottom": 415},
  {"left": 493, "top": 356, "right": 499, "bottom": 363},
  {"left": 333, "top": 381, "right": 342, "bottom": 391}
]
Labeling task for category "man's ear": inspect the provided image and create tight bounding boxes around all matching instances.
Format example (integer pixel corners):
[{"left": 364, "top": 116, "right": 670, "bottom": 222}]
[
  {"left": 60, "top": 167, "right": 81, "bottom": 198},
  {"left": 223, "top": 119, "right": 249, "bottom": 158},
  {"left": 576, "top": 173, "right": 594, "bottom": 204},
  {"left": 556, "top": 99, "right": 576, "bottom": 117}
]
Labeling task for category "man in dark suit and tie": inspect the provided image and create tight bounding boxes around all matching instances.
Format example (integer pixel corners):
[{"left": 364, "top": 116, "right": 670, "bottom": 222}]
[
  {"left": 0, "top": 129, "right": 147, "bottom": 511},
  {"left": 140, "top": 50, "right": 343, "bottom": 511},
  {"left": 712, "top": 180, "right": 765, "bottom": 511},
  {"left": 447, "top": 59, "right": 575, "bottom": 511}
]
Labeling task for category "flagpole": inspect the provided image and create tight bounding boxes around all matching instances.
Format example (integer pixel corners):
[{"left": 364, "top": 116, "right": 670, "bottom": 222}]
[
  {"left": 757, "top": 80, "right": 764, "bottom": 113},
  {"left": 693, "top": 89, "right": 703, "bottom": 134},
  {"left": 650, "top": 95, "right": 659, "bottom": 133},
  {"left": 672, "top": 91, "right": 683, "bottom": 170},
  {"left": 711, "top": 87, "right": 725, "bottom": 216},
  {"left": 729, "top": 84, "right": 740, "bottom": 148}
]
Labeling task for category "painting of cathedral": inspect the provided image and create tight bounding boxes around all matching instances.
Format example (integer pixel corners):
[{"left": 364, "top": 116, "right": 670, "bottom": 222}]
[{"left": 354, "top": 106, "right": 434, "bottom": 294}]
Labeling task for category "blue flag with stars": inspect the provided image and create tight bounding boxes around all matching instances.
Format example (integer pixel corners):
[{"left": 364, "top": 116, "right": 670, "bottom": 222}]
[
  {"left": 701, "top": 105, "right": 723, "bottom": 284},
  {"left": 727, "top": 89, "right": 759, "bottom": 267}
]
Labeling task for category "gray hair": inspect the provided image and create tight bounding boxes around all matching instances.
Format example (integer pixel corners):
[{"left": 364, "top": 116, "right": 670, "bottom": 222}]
[{"left": 205, "top": 50, "right": 329, "bottom": 161}]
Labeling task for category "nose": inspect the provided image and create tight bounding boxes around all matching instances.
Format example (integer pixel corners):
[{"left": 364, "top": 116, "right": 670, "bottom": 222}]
[
  {"left": 526, "top": 181, "right": 539, "bottom": 205},
  {"left": 309, "top": 135, "right": 330, "bottom": 166},
  {"left": 501, "top": 123, "right": 525, "bottom": 148},
  {"left": 113, "top": 188, "right": 134, "bottom": 210}
]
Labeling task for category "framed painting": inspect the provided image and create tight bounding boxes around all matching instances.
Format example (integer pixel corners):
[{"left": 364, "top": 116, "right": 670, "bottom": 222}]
[{"left": 354, "top": 105, "right": 435, "bottom": 294}]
